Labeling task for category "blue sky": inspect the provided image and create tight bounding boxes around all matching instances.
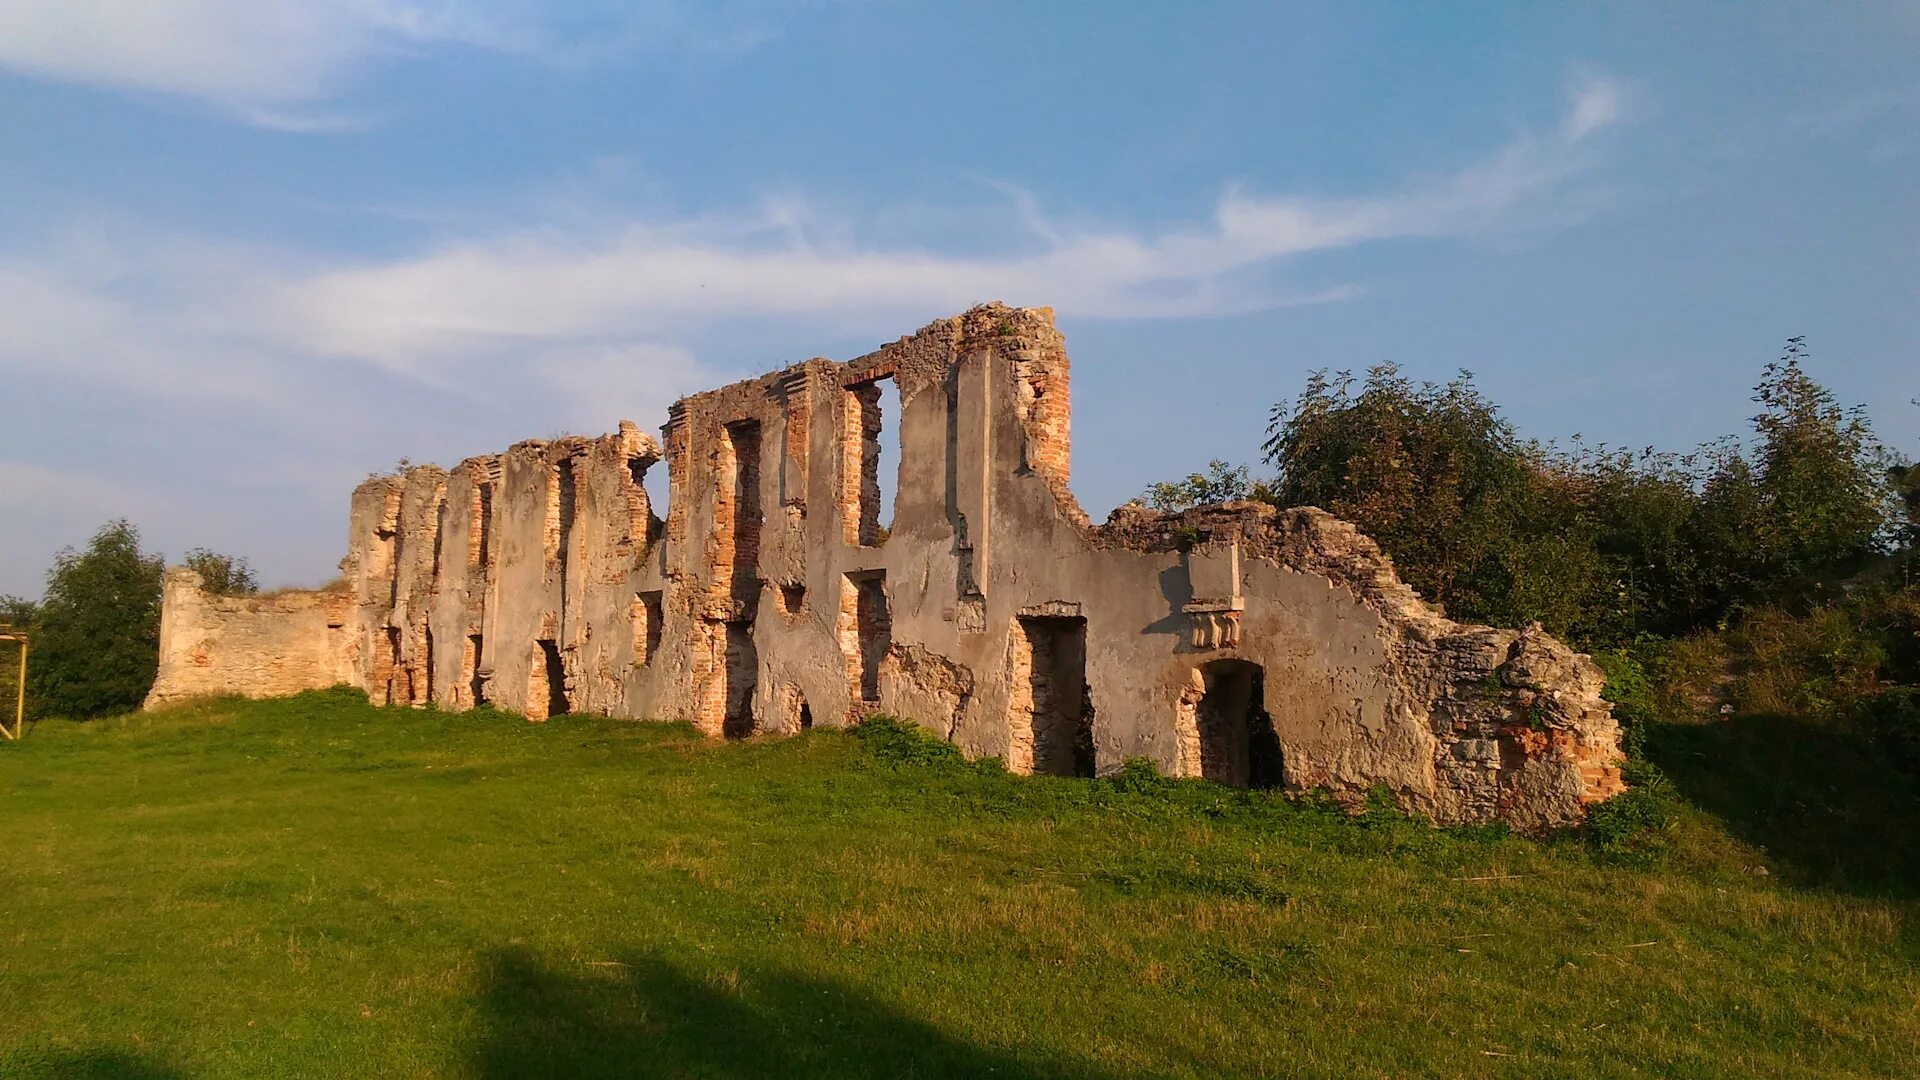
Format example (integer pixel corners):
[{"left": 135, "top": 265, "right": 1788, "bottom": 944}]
[{"left": 0, "top": 1, "right": 1915, "bottom": 597}]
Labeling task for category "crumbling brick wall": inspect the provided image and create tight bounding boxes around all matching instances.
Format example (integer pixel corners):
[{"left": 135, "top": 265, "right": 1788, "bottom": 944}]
[
  {"left": 148, "top": 304, "right": 1623, "bottom": 830},
  {"left": 146, "top": 568, "right": 356, "bottom": 706}
]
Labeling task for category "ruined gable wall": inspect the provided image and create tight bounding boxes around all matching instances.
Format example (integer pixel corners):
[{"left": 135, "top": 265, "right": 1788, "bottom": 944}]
[
  {"left": 150, "top": 302, "right": 1622, "bottom": 830},
  {"left": 146, "top": 569, "right": 355, "bottom": 706},
  {"left": 1083, "top": 503, "right": 1625, "bottom": 830}
]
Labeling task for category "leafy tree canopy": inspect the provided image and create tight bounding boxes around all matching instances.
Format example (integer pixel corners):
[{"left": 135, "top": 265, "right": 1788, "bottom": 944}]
[
  {"left": 0, "top": 594, "right": 35, "bottom": 629},
  {"left": 1140, "top": 460, "right": 1259, "bottom": 511},
  {"left": 185, "top": 548, "right": 259, "bottom": 597},
  {"left": 1250, "top": 343, "right": 1898, "bottom": 646},
  {"left": 30, "top": 519, "right": 165, "bottom": 719}
]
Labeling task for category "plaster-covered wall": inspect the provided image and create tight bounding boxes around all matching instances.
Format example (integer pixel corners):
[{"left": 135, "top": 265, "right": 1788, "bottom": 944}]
[
  {"left": 147, "top": 304, "right": 1623, "bottom": 831},
  {"left": 147, "top": 568, "right": 356, "bottom": 706}
]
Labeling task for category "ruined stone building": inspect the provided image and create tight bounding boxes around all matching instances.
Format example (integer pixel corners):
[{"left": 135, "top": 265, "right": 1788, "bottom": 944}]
[{"left": 148, "top": 304, "right": 1624, "bottom": 830}]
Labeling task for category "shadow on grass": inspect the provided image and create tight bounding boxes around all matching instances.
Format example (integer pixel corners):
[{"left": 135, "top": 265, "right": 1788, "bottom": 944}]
[
  {"left": 6, "top": 1049, "right": 183, "bottom": 1079},
  {"left": 1648, "top": 712, "right": 1920, "bottom": 899},
  {"left": 471, "top": 947, "right": 1114, "bottom": 1080}
]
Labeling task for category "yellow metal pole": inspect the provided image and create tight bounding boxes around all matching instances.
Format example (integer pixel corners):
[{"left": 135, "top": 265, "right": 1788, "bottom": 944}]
[
  {"left": 0, "top": 633, "right": 22, "bottom": 740},
  {"left": 12, "top": 637, "right": 24, "bottom": 740}
]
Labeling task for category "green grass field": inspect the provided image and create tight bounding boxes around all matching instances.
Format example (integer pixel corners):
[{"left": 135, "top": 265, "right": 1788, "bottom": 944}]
[{"left": 2, "top": 690, "right": 1916, "bottom": 1078}]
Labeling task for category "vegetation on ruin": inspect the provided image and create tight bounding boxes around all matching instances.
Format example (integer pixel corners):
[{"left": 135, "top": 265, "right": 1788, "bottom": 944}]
[
  {"left": 183, "top": 547, "right": 260, "bottom": 597},
  {"left": 1139, "top": 459, "right": 1263, "bottom": 511},
  {"left": 3, "top": 689, "right": 1917, "bottom": 1078}
]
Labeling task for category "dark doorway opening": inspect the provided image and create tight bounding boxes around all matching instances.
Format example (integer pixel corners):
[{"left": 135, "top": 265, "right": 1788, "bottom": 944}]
[
  {"left": 385, "top": 626, "right": 405, "bottom": 705},
  {"left": 843, "top": 572, "right": 890, "bottom": 704},
  {"left": 634, "top": 591, "right": 664, "bottom": 666},
  {"left": 722, "top": 620, "right": 757, "bottom": 739},
  {"left": 1195, "top": 659, "right": 1282, "bottom": 788},
  {"left": 468, "top": 634, "right": 486, "bottom": 706},
  {"left": 533, "top": 639, "right": 569, "bottom": 720},
  {"left": 1016, "top": 615, "right": 1095, "bottom": 778}
]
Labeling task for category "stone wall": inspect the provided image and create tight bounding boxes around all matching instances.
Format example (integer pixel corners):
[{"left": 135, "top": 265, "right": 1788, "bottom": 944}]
[
  {"left": 147, "top": 568, "right": 356, "bottom": 706},
  {"left": 147, "top": 303, "right": 1624, "bottom": 830}
]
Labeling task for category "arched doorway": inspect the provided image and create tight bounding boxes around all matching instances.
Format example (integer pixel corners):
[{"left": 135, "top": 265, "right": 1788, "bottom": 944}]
[{"left": 1189, "top": 659, "right": 1283, "bottom": 789}]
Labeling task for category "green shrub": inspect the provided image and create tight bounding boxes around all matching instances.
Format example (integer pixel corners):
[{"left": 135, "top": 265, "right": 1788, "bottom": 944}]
[
  {"left": 1107, "top": 756, "right": 1177, "bottom": 796},
  {"left": 1585, "top": 760, "right": 1677, "bottom": 866},
  {"left": 1857, "top": 687, "right": 1920, "bottom": 774},
  {"left": 1643, "top": 632, "right": 1731, "bottom": 721},
  {"left": 850, "top": 714, "right": 963, "bottom": 768},
  {"left": 1593, "top": 645, "right": 1659, "bottom": 758},
  {"left": 183, "top": 548, "right": 259, "bottom": 597},
  {"left": 1726, "top": 603, "right": 1888, "bottom": 718}
]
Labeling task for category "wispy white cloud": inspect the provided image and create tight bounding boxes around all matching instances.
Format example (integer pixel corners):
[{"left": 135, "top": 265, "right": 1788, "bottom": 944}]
[
  {"left": 0, "top": 75, "right": 1625, "bottom": 412},
  {"left": 235, "top": 105, "right": 388, "bottom": 135},
  {"left": 264, "top": 76, "right": 1623, "bottom": 371},
  {"left": 0, "top": 1, "right": 456, "bottom": 109},
  {"left": 1562, "top": 72, "right": 1625, "bottom": 141},
  {"left": 0, "top": 0, "right": 794, "bottom": 127},
  {"left": 0, "top": 227, "right": 310, "bottom": 404},
  {"left": 533, "top": 342, "right": 714, "bottom": 434}
]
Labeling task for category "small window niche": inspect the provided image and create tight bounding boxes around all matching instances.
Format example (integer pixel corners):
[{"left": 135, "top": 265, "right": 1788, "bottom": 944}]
[
  {"left": 528, "top": 639, "right": 569, "bottom": 721},
  {"left": 778, "top": 581, "right": 807, "bottom": 618},
  {"left": 634, "top": 591, "right": 664, "bottom": 666}
]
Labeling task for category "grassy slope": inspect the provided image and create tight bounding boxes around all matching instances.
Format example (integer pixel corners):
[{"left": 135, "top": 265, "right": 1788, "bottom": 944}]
[{"left": 1, "top": 691, "right": 1915, "bottom": 1079}]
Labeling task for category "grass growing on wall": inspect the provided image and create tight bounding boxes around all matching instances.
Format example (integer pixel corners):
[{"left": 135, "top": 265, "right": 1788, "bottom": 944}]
[{"left": 1, "top": 689, "right": 1916, "bottom": 1078}]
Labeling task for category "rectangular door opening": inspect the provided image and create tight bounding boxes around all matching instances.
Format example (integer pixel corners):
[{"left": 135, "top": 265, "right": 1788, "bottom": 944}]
[
  {"left": 529, "top": 639, "right": 569, "bottom": 721},
  {"left": 722, "top": 620, "right": 758, "bottom": 739},
  {"left": 838, "top": 571, "right": 890, "bottom": 707},
  {"left": 1011, "top": 615, "right": 1094, "bottom": 777},
  {"left": 1195, "top": 659, "right": 1282, "bottom": 789},
  {"left": 467, "top": 634, "right": 486, "bottom": 706}
]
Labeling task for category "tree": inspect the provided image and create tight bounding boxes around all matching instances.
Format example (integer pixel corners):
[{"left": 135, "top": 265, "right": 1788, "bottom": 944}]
[
  {"left": 184, "top": 548, "right": 259, "bottom": 597},
  {"left": 1681, "top": 438, "right": 1774, "bottom": 618},
  {"left": 1141, "top": 460, "right": 1258, "bottom": 511},
  {"left": 1262, "top": 365, "right": 1578, "bottom": 628},
  {"left": 1890, "top": 459, "right": 1920, "bottom": 556},
  {"left": 29, "top": 520, "right": 165, "bottom": 718},
  {"left": 1257, "top": 343, "right": 1900, "bottom": 644},
  {"left": 0, "top": 594, "right": 35, "bottom": 629},
  {"left": 1747, "top": 339, "right": 1889, "bottom": 581},
  {"left": 0, "top": 594, "right": 31, "bottom": 717}
]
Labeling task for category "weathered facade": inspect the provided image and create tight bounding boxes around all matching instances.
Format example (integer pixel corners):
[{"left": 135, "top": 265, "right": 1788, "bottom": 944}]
[{"left": 148, "top": 304, "right": 1624, "bottom": 830}]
